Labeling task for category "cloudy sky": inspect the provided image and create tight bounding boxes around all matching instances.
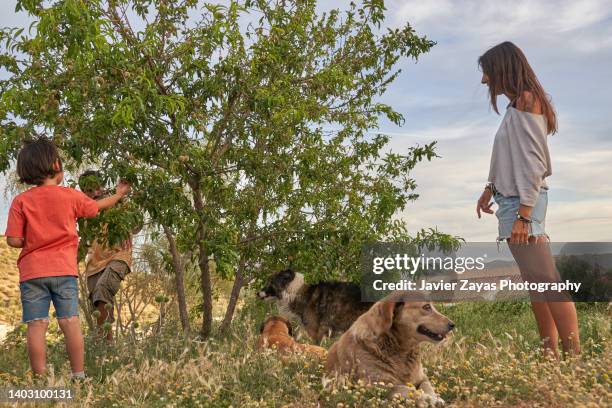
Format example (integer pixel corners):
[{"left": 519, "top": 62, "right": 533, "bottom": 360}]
[
  {"left": 1, "top": 0, "right": 611, "bottom": 242},
  {"left": 380, "top": 0, "right": 612, "bottom": 242}
]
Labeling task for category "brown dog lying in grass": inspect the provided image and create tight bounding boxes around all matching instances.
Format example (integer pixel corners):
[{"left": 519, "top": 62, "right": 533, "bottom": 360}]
[
  {"left": 257, "top": 315, "right": 327, "bottom": 359},
  {"left": 326, "top": 298, "right": 454, "bottom": 407}
]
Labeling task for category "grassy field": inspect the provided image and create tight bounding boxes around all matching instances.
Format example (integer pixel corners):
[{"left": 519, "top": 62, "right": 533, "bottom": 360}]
[
  {"left": 0, "top": 237, "right": 610, "bottom": 406},
  {"left": 0, "top": 294, "right": 610, "bottom": 407}
]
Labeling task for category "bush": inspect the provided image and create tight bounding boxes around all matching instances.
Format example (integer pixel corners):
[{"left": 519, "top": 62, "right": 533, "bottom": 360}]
[{"left": 556, "top": 255, "right": 612, "bottom": 302}]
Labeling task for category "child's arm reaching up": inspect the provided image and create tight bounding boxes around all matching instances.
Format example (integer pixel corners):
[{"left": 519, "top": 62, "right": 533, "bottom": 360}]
[{"left": 97, "top": 180, "right": 131, "bottom": 210}]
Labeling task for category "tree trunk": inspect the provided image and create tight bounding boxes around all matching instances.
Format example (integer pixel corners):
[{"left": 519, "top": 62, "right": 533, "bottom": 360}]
[
  {"left": 190, "top": 179, "right": 213, "bottom": 339},
  {"left": 77, "top": 273, "right": 95, "bottom": 331},
  {"left": 197, "top": 240, "right": 213, "bottom": 338},
  {"left": 219, "top": 259, "right": 246, "bottom": 334},
  {"left": 163, "top": 225, "right": 190, "bottom": 332}
]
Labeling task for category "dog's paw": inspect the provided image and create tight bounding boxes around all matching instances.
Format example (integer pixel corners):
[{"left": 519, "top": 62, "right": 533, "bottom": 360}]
[
  {"left": 416, "top": 393, "right": 445, "bottom": 407},
  {"left": 432, "top": 395, "right": 445, "bottom": 407}
]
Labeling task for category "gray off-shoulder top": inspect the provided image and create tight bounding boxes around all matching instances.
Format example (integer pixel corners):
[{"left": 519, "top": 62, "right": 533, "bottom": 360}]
[{"left": 488, "top": 106, "right": 552, "bottom": 207}]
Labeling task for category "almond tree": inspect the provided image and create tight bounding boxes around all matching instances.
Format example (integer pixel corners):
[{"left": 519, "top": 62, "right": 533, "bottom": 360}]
[{"left": 0, "top": 0, "right": 457, "bottom": 337}]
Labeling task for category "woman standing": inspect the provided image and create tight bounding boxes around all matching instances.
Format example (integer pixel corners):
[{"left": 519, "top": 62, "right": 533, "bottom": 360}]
[{"left": 476, "top": 41, "right": 580, "bottom": 356}]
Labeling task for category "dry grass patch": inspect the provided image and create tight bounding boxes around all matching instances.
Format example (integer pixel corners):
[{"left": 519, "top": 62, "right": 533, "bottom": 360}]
[{"left": 0, "top": 236, "right": 20, "bottom": 324}]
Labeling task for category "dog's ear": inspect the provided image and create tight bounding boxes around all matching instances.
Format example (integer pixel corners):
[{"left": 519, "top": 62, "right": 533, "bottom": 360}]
[
  {"left": 378, "top": 301, "right": 396, "bottom": 331},
  {"left": 259, "top": 321, "right": 265, "bottom": 334},
  {"left": 276, "top": 316, "right": 293, "bottom": 336},
  {"left": 371, "top": 301, "right": 403, "bottom": 335}
]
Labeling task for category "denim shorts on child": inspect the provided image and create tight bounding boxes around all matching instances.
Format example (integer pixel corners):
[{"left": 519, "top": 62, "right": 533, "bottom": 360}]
[
  {"left": 493, "top": 187, "right": 548, "bottom": 241},
  {"left": 20, "top": 276, "right": 79, "bottom": 323}
]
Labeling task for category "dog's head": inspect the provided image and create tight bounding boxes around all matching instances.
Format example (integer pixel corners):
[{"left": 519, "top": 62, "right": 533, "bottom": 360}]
[
  {"left": 257, "top": 269, "right": 297, "bottom": 301},
  {"left": 365, "top": 299, "right": 455, "bottom": 344},
  {"left": 259, "top": 315, "right": 293, "bottom": 337}
]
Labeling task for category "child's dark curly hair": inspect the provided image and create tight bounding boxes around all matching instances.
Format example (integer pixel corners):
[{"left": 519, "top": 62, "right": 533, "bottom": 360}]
[
  {"left": 78, "top": 170, "right": 103, "bottom": 194},
  {"left": 16, "top": 138, "right": 62, "bottom": 185}
]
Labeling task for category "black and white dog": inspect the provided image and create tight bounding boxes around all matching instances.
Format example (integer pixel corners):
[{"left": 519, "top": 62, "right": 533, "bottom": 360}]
[{"left": 258, "top": 269, "right": 373, "bottom": 343}]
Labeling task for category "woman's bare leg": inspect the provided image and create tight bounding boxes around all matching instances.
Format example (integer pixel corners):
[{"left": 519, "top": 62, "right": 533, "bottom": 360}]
[
  {"left": 530, "top": 301, "right": 558, "bottom": 357},
  {"left": 509, "top": 235, "right": 580, "bottom": 356},
  {"left": 547, "top": 301, "right": 580, "bottom": 355},
  {"left": 530, "top": 236, "right": 581, "bottom": 355}
]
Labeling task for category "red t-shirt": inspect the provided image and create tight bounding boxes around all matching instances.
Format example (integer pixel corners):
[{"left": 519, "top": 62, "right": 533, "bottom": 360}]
[{"left": 5, "top": 185, "right": 99, "bottom": 282}]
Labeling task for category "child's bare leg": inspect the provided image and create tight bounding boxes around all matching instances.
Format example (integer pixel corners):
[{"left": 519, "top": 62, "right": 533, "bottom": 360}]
[
  {"left": 547, "top": 301, "right": 580, "bottom": 355},
  {"left": 26, "top": 319, "right": 49, "bottom": 375},
  {"left": 95, "top": 302, "right": 113, "bottom": 341},
  {"left": 57, "top": 316, "right": 84, "bottom": 374},
  {"left": 530, "top": 301, "right": 559, "bottom": 357}
]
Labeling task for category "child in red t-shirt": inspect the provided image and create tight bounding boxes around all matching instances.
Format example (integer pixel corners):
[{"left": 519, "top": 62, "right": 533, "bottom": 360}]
[{"left": 5, "top": 138, "right": 130, "bottom": 379}]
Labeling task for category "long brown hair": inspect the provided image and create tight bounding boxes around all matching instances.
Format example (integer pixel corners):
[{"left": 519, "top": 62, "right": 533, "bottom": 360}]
[{"left": 478, "top": 41, "right": 557, "bottom": 134}]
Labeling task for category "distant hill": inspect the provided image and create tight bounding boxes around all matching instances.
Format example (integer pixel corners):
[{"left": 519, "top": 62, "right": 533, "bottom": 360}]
[
  {"left": 559, "top": 242, "right": 612, "bottom": 256},
  {"left": 558, "top": 243, "right": 612, "bottom": 268},
  {"left": 0, "top": 236, "right": 20, "bottom": 324},
  {"left": 561, "top": 253, "right": 612, "bottom": 269}
]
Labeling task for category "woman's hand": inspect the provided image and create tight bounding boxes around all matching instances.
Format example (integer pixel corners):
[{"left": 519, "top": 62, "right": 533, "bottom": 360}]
[
  {"left": 510, "top": 219, "right": 530, "bottom": 244},
  {"left": 511, "top": 204, "right": 534, "bottom": 244},
  {"left": 476, "top": 188, "right": 494, "bottom": 218}
]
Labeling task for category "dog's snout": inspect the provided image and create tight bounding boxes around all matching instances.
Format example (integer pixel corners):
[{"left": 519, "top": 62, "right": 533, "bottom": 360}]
[{"left": 448, "top": 321, "right": 455, "bottom": 331}]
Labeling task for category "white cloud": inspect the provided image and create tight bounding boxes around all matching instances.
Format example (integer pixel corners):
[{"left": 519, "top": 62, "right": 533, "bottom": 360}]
[
  {"left": 392, "top": 0, "right": 455, "bottom": 26},
  {"left": 389, "top": 121, "right": 612, "bottom": 242},
  {"left": 399, "top": 196, "right": 612, "bottom": 242},
  {"left": 390, "top": 0, "right": 612, "bottom": 42},
  {"left": 554, "top": 0, "right": 610, "bottom": 33},
  {"left": 544, "top": 198, "right": 612, "bottom": 241},
  {"left": 382, "top": 119, "right": 492, "bottom": 142}
]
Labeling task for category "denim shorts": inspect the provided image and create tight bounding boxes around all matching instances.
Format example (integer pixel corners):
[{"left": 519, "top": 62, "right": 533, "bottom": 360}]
[
  {"left": 493, "top": 188, "right": 548, "bottom": 241},
  {"left": 20, "top": 276, "right": 79, "bottom": 323}
]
